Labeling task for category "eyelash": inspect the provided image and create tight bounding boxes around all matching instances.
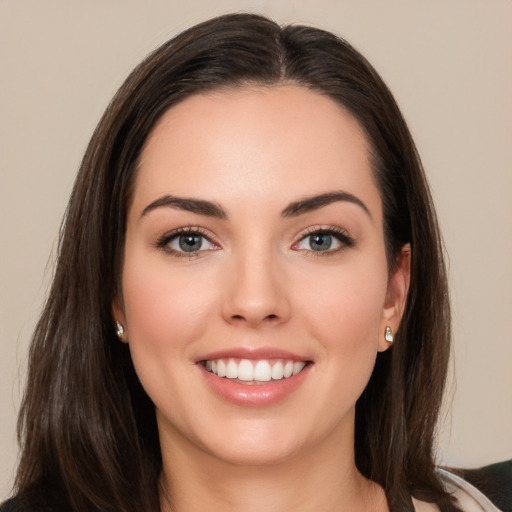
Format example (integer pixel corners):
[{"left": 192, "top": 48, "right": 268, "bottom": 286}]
[
  {"left": 155, "top": 225, "right": 355, "bottom": 258},
  {"left": 155, "top": 226, "right": 218, "bottom": 258},
  {"left": 293, "top": 226, "right": 355, "bottom": 256}
]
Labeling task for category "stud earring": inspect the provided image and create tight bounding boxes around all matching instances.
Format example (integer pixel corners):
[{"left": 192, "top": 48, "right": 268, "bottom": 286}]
[
  {"left": 385, "top": 326, "right": 394, "bottom": 345},
  {"left": 115, "top": 321, "right": 125, "bottom": 340}
]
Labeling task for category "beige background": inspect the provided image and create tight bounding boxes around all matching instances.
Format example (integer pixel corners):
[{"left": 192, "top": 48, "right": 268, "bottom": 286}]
[{"left": 1, "top": 0, "right": 511, "bottom": 499}]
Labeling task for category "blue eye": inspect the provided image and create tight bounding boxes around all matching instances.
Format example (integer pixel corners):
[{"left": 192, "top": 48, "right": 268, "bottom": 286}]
[
  {"left": 176, "top": 233, "right": 204, "bottom": 252},
  {"left": 158, "top": 229, "right": 217, "bottom": 255},
  {"left": 295, "top": 229, "right": 354, "bottom": 253},
  {"left": 308, "top": 233, "right": 334, "bottom": 251}
]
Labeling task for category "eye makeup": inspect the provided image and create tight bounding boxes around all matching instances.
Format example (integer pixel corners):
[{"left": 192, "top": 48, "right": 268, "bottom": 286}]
[
  {"left": 154, "top": 226, "right": 219, "bottom": 258},
  {"left": 153, "top": 223, "right": 356, "bottom": 260},
  {"left": 292, "top": 225, "right": 355, "bottom": 256}
]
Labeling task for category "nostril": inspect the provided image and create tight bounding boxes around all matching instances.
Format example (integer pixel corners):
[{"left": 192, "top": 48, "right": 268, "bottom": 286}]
[{"left": 230, "top": 313, "right": 279, "bottom": 323}]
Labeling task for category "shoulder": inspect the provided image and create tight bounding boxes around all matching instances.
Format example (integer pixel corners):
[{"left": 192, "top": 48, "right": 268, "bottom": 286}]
[
  {"left": 412, "top": 461, "right": 511, "bottom": 512},
  {"left": 0, "top": 492, "right": 67, "bottom": 512},
  {"left": 437, "top": 461, "right": 512, "bottom": 512},
  {"left": 455, "top": 460, "right": 512, "bottom": 512},
  {"left": 0, "top": 497, "right": 26, "bottom": 512}
]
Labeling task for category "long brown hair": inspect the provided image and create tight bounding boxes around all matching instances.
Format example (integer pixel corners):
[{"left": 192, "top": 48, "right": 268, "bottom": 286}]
[{"left": 14, "top": 13, "right": 455, "bottom": 512}]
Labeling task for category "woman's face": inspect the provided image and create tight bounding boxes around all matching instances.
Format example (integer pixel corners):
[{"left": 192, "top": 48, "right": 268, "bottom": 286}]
[{"left": 115, "top": 85, "right": 409, "bottom": 467}]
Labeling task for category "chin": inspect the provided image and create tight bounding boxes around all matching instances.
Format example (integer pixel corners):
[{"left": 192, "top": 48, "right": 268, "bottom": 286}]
[
  {"left": 188, "top": 417, "right": 308, "bottom": 467},
  {"left": 205, "top": 439, "right": 302, "bottom": 468}
]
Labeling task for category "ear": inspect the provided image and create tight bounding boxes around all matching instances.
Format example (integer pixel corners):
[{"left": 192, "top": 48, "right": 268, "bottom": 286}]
[
  {"left": 112, "top": 296, "right": 128, "bottom": 343},
  {"left": 378, "top": 244, "right": 411, "bottom": 352}
]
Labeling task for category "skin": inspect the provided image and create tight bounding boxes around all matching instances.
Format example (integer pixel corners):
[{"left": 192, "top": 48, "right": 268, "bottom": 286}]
[{"left": 114, "top": 85, "right": 411, "bottom": 511}]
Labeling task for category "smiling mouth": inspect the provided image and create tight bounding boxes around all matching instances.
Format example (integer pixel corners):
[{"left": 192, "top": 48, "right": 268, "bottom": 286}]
[{"left": 201, "top": 358, "right": 308, "bottom": 384}]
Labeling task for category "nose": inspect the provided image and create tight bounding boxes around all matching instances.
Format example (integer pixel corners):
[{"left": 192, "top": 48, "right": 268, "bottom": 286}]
[{"left": 221, "top": 249, "right": 291, "bottom": 328}]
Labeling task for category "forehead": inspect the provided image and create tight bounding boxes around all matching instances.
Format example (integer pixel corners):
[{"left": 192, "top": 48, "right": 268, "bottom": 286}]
[{"left": 133, "top": 85, "right": 381, "bottom": 219}]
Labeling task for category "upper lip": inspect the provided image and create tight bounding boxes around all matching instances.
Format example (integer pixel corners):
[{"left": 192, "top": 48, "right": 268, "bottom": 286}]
[{"left": 197, "top": 347, "right": 311, "bottom": 363}]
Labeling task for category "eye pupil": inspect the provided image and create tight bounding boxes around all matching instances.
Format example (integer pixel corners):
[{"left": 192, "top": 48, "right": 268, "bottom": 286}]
[
  {"left": 179, "top": 234, "right": 202, "bottom": 252},
  {"left": 310, "top": 234, "right": 332, "bottom": 251}
]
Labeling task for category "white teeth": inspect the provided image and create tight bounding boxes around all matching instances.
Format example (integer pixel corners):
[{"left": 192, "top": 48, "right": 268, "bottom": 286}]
[
  {"left": 253, "top": 360, "right": 272, "bottom": 381},
  {"left": 293, "top": 361, "right": 306, "bottom": 375},
  {"left": 204, "top": 358, "right": 307, "bottom": 382},
  {"left": 237, "top": 359, "right": 254, "bottom": 381},
  {"left": 216, "top": 359, "right": 226, "bottom": 377},
  {"left": 271, "top": 361, "right": 284, "bottom": 380},
  {"left": 226, "top": 359, "right": 238, "bottom": 379}
]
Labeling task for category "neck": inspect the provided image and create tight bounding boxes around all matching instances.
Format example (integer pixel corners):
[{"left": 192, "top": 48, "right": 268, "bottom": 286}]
[{"left": 158, "top": 426, "right": 387, "bottom": 512}]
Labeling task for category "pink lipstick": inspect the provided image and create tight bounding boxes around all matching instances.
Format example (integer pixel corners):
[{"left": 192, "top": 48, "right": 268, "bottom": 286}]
[{"left": 197, "top": 347, "right": 312, "bottom": 407}]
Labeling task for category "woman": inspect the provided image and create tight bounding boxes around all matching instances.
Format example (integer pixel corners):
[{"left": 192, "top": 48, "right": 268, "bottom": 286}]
[{"left": 2, "top": 13, "right": 503, "bottom": 512}]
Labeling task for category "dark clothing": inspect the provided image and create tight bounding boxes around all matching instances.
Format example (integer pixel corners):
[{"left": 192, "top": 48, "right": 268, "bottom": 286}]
[
  {"left": 2, "top": 460, "right": 511, "bottom": 511},
  {"left": 452, "top": 459, "right": 512, "bottom": 512}
]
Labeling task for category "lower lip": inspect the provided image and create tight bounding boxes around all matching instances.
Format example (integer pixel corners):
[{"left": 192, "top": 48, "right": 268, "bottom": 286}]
[{"left": 198, "top": 364, "right": 311, "bottom": 407}]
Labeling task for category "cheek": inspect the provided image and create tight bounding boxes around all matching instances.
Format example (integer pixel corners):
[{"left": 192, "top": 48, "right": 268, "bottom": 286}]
[
  {"left": 120, "top": 251, "right": 218, "bottom": 374},
  {"left": 295, "top": 257, "right": 388, "bottom": 365}
]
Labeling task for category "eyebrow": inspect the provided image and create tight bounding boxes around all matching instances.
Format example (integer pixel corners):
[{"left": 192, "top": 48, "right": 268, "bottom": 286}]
[
  {"left": 140, "top": 190, "right": 370, "bottom": 220},
  {"left": 140, "top": 195, "right": 227, "bottom": 219},
  {"left": 281, "top": 191, "right": 371, "bottom": 218}
]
